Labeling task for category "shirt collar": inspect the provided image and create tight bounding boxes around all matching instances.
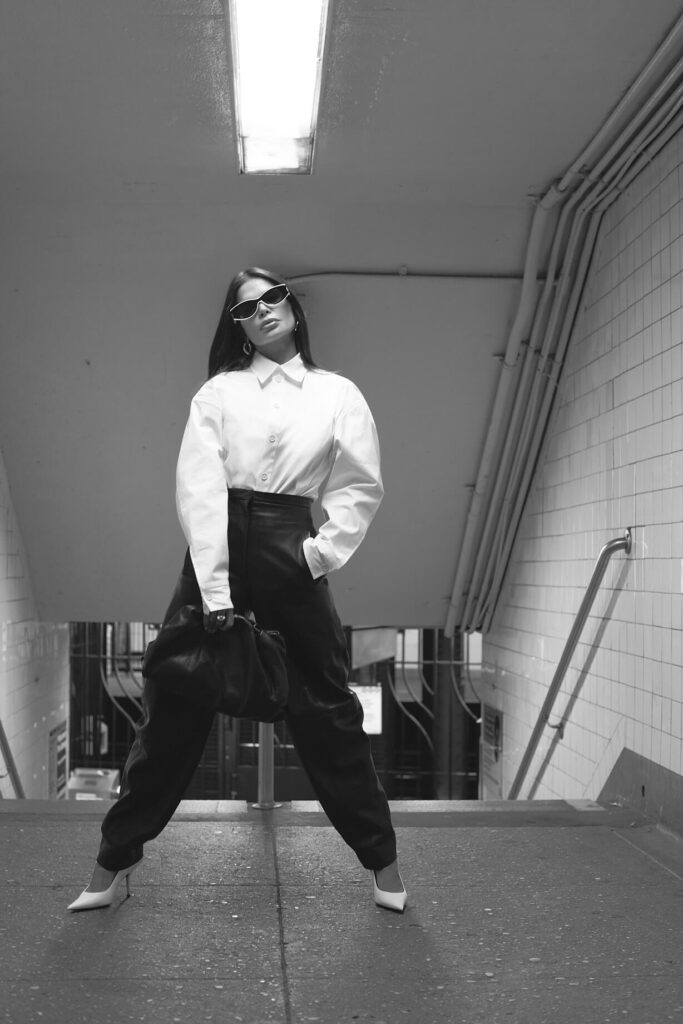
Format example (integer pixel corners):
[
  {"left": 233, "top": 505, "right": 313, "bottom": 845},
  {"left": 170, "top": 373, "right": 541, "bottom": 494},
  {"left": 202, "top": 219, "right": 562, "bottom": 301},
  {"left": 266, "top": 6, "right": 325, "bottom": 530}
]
[{"left": 250, "top": 351, "right": 307, "bottom": 387}]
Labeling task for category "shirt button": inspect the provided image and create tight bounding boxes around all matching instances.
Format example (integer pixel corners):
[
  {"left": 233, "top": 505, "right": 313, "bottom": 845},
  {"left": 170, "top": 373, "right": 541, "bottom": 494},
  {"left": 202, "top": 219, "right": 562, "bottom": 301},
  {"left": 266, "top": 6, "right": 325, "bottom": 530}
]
[
  {"left": 260, "top": 473, "right": 268, "bottom": 482},
  {"left": 274, "top": 376, "right": 283, "bottom": 384},
  {"left": 269, "top": 434, "right": 277, "bottom": 443}
]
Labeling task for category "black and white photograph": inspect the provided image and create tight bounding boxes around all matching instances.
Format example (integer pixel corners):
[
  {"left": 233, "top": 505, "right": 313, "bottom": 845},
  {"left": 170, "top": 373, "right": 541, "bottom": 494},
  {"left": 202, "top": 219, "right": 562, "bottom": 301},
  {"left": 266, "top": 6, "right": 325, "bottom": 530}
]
[{"left": 2, "top": 2, "right": 683, "bottom": 1022}]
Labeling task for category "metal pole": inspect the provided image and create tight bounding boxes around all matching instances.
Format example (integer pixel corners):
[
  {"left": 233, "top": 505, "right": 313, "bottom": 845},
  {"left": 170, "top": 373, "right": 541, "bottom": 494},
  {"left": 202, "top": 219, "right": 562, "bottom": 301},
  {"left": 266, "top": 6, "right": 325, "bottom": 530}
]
[{"left": 251, "top": 721, "right": 282, "bottom": 809}]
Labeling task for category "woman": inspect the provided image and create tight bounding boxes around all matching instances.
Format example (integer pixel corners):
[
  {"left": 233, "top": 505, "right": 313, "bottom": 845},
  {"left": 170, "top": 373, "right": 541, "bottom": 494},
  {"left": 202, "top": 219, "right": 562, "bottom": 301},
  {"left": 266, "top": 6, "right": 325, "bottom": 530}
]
[{"left": 68, "top": 267, "right": 406, "bottom": 914}]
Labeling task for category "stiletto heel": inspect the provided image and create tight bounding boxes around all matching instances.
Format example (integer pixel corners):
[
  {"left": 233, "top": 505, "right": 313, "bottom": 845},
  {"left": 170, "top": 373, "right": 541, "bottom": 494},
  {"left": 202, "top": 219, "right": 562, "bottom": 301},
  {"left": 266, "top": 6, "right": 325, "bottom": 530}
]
[
  {"left": 67, "top": 859, "right": 141, "bottom": 912},
  {"left": 372, "top": 870, "right": 407, "bottom": 913}
]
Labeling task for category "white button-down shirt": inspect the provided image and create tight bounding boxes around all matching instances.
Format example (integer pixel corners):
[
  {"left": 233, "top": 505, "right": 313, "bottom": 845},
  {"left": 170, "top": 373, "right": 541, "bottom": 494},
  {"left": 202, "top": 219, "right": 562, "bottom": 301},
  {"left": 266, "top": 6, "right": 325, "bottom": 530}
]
[{"left": 175, "top": 352, "right": 384, "bottom": 612}]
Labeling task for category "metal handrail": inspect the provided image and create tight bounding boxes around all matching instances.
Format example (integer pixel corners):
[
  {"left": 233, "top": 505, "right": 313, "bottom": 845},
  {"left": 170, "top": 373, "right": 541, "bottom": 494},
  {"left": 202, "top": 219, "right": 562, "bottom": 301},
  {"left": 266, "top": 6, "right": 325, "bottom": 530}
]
[
  {"left": 0, "top": 717, "right": 25, "bottom": 798},
  {"left": 508, "top": 529, "right": 632, "bottom": 800}
]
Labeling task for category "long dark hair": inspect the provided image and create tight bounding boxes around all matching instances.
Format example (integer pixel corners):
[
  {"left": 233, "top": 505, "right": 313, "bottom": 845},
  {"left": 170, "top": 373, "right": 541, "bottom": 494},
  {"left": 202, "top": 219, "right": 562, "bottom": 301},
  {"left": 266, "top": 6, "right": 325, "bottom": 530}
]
[{"left": 208, "top": 267, "right": 318, "bottom": 379}]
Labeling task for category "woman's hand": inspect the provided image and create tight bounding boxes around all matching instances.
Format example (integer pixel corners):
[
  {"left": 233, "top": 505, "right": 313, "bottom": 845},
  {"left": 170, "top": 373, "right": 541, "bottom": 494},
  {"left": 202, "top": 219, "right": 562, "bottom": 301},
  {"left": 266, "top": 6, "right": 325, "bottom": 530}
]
[{"left": 203, "top": 609, "right": 235, "bottom": 633}]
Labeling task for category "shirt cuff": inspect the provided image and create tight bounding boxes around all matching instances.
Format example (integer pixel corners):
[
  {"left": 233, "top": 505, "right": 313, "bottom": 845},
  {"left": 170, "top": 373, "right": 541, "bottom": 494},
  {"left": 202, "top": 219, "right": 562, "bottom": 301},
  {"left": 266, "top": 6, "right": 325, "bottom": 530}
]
[
  {"left": 200, "top": 590, "right": 234, "bottom": 614},
  {"left": 302, "top": 537, "right": 329, "bottom": 579}
]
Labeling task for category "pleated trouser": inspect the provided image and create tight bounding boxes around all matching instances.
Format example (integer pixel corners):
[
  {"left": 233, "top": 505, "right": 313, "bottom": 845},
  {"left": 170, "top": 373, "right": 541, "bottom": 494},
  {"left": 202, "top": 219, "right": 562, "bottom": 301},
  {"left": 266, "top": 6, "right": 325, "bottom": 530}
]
[{"left": 97, "top": 488, "right": 397, "bottom": 872}]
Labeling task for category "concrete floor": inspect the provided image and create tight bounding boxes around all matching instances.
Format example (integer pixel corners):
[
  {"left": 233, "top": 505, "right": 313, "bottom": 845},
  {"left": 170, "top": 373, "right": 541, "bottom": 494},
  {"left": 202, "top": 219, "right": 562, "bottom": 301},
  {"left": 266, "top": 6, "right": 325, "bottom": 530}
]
[{"left": 1, "top": 799, "right": 683, "bottom": 1024}]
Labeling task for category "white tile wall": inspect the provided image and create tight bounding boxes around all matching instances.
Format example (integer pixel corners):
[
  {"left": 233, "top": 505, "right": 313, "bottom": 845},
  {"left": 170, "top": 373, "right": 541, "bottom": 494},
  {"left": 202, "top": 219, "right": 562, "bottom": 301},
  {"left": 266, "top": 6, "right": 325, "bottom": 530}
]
[
  {"left": 481, "top": 128, "right": 683, "bottom": 800},
  {"left": 0, "top": 448, "right": 69, "bottom": 798}
]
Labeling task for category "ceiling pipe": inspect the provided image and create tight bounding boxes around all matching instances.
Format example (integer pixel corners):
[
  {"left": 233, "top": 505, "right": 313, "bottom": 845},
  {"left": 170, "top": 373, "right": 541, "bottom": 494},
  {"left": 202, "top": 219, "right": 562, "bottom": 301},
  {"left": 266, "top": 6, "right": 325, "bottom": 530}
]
[
  {"left": 554, "top": 10, "right": 683, "bottom": 194},
  {"left": 474, "top": 84, "right": 683, "bottom": 633},
  {"left": 458, "top": 325, "right": 544, "bottom": 629},
  {"left": 289, "top": 17, "right": 683, "bottom": 640},
  {"left": 479, "top": 201, "right": 612, "bottom": 633},
  {"left": 452, "top": 99, "right": 650, "bottom": 629},
  {"left": 444, "top": 191, "right": 562, "bottom": 636},
  {"left": 476, "top": 91, "right": 683, "bottom": 632},
  {"left": 289, "top": 269, "right": 524, "bottom": 282},
  {"left": 479, "top": 103, "right": 683, "bottom": 630},
  {"left": 445, "top": 20, "right": 683, "bottom": 637}
]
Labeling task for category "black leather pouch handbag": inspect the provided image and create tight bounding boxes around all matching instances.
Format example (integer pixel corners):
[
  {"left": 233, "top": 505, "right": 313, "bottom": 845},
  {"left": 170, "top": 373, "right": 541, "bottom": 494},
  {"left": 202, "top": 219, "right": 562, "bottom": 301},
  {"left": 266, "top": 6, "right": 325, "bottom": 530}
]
[{"left": 141, "top": 605, "right": 289, "bottom": 722}]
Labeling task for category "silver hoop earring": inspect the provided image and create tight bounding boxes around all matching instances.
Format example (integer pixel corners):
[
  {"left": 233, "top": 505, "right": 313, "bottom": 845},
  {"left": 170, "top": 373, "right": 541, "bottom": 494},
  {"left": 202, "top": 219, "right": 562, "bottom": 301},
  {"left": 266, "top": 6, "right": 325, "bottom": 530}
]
[{"left": 242, "top": 340, "right": 253, "bottom": 356}]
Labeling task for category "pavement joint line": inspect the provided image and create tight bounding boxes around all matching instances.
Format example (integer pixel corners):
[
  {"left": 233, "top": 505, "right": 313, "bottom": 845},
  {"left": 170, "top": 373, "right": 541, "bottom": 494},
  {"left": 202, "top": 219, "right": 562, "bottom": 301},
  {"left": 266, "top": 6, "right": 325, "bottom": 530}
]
[
  {"left": 612, "top": 828, "right": 683, "bottom": 884},
  {"left": 265, "top": 811, "right": 293, "bottom": 1024}
]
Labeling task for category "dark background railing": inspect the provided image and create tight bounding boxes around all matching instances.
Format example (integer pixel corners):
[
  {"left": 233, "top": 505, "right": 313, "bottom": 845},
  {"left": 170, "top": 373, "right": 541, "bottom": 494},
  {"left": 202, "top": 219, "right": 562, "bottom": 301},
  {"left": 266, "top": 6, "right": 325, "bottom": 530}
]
[{"left": 69, "top": 623, "right": 479, "bottom": 801}]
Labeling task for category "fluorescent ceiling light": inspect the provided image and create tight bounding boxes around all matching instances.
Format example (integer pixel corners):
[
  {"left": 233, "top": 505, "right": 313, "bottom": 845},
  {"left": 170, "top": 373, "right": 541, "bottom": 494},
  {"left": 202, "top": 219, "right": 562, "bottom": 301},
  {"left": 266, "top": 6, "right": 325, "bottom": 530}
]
[{"left": 228, "top": 0, "right": 329, "bottom": 174}]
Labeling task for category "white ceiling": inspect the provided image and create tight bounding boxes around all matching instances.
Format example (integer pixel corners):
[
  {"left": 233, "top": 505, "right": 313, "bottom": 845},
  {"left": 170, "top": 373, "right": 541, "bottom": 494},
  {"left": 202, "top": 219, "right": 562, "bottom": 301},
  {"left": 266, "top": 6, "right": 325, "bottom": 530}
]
[
  {"left": 1, "top": 0, "right": 682, "bottom": 624},
  {"left": 4, "top": 0, "right": 682, "bottom": 267}
]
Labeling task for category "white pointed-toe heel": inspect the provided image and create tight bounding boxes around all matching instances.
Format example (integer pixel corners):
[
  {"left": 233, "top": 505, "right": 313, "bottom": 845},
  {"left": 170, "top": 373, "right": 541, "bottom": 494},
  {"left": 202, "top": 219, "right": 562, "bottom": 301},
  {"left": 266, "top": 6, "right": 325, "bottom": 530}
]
[
  {"left": 372, "top": 871, "right": 407, "bottom": 913},
  {"left": 67, "top": 860, "right": 141, "bottom": 912}
]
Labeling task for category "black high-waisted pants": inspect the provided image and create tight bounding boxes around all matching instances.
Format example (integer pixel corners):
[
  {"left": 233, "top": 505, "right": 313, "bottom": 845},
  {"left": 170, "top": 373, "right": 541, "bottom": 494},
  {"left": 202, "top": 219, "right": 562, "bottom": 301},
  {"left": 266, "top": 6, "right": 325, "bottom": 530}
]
[{"left": 98, "top": 489, "right": 396, "bottom": 872}]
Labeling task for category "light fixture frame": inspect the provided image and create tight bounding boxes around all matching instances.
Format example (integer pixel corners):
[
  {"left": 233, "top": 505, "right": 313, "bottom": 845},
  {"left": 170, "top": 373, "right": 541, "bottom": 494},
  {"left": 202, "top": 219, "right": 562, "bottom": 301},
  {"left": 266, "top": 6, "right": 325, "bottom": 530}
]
[{"left": 226, "top": 0, "right": 331, "bottom": 175}]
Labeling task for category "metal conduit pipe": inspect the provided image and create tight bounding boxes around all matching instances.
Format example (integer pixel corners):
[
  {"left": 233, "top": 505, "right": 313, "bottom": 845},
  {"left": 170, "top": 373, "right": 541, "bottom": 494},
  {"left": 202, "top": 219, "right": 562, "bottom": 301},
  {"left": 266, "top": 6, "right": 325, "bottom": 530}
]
[
  {"left": 485, "top": 91, "right": 683, "bottom": 600},
  {"left": 288, "top": 26, "right": 683, "bottom": 640},
  {"left": 483, "top": 62, "right": 683, "bottom": 569},
  {"left": 543, "top": 72, "right": 683, "bottom": 338},
  {"left": 473, "top": 192, "right": 626, "bottom": 627},
  {"left": 289, "top": 270, "right": 524, "bottom": 282},
  {"left": 478, "top": 99, "right": 683, "bottom": 632},
  {"left": 539, "top": 92, "right": 683, "bottom": 380},
  {"left": 501, "top": 78, "right": 683, "bottom": 449},
  {"left": 477, "top": 208, "right": 641, "bottom": 626},
  {"left": 483, "top": 218, "right": 618, "bottom": 630},
  {"left": 450, "top": 89, "right": 653, "bottom": 632},
  {"left": 465, "top": 62, "right": 683, "bottom": 628},
  {"left": 106, "top": 659, "right": 143, "bottom": 729},
  {"left": 618, "top": 105, "right": 683, "bottom": 190},
  {"left": 519, "top": 105, "right": 676, "bottom": 383},
  {"left": 480, "top": 60, "right": 683, "bottom": 628},
  {"left": 459, "top": 179, "right": 590, "bottom": 629},
  {"left": 448, "top": 661, "right": 482, "bottom": 725},
  {"left": 458, "top": 334, "right": 544, "bottom": 628},
  {"left": 524, "top": 101, "right": 683, "bottom": 455},
  {"left": 444, "top": 194, "right": 561, "bottom": 636},
  {"left": 398, "top": 661, "right": 435, "bottom": 717},
  {"left": 554, "top": 12, "right": 683, "bottom": 192},
  {"left": 459, "top": 182, "right": 597, "bottom": 629},
  {"left": 480, "top": 202, "right": 613, "bottom": 632},
  {"left": 295, "top": 43, "right": 683, "bottom": 640},
  {"left": 459, "top": 191, "right": 591, "bottom": 625},
  {"left": 385, "top": 670, "right": 435, "bottom": 753},
  {"left": 450, "top": 54, "right": 683, "bottom": 634}
]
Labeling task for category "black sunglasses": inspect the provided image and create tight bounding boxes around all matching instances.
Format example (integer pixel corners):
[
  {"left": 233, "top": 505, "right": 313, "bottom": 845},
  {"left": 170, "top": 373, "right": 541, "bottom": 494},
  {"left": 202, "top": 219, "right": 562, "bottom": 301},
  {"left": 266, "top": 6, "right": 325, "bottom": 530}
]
[{"left": 229, "top": 284, "right": 290, "bottom": 321}]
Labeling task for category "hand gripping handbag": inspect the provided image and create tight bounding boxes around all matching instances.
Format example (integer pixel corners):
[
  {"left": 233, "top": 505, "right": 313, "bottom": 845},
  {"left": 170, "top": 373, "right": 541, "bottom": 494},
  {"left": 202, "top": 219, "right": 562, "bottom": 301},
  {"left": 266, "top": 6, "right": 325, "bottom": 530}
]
[{"left": 141, "top": 605, "right": 289, "bottom": 722}]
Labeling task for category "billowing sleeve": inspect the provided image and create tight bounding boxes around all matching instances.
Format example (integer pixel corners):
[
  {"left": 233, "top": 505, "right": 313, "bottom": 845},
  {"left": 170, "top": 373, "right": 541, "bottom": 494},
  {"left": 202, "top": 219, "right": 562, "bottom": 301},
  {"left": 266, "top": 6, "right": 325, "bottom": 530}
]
[
  {"left": 302, "top": 385, "right": 384, "bottom": 579},
  {"left": 175, "top": 388, "right": 232, "bottom": 612}
]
